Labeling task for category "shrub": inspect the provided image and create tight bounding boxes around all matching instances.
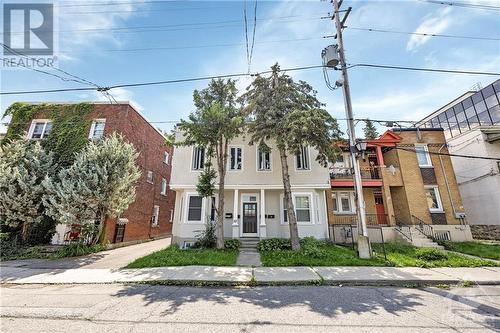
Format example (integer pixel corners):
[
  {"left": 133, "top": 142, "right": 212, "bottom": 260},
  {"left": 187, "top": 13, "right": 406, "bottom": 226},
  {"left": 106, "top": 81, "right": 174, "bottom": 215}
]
[
  {"left": 224, "top": 239, "right": 241, "bottom": 250},
  {"left": 258, "top": 238, "right": 291, "bottom": 251},
  {"left": 299, "top": 237, "right": 327, "bottom": 259},
  {"left": 55, "top": 242, "right": 106, "bottom": 258},
  {"left": 415, "top": 248, "right": 448, "bottom": 261},
  {"left": 193, "top": 221, "right": 217, "bottom": 248}
]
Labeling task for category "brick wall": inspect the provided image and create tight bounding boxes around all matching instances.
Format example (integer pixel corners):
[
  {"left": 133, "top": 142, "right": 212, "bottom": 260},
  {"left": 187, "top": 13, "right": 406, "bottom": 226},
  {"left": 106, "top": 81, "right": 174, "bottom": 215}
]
[
  {"left": 26, "top": 103, "right": 175, "bottom": 243},
  {"left": 390, "top": 129, "right": 465, "bottom": 225}
]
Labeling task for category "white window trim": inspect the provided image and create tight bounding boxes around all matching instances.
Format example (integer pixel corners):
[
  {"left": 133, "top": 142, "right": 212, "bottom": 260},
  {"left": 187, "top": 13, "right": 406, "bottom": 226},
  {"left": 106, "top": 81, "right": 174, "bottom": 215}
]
[
  {"left": 191, "top": 146, "right": 206, "bottom": 171},
  {"left": 332, "top": 191, "right": 356, "bottom": 214},
  {"left": 27, "top": 119, "right": 52, "bottom": 139},
  {"left": 161, "top": 178, "right": 167, "bottom": 195},
  {"left": 146, "top": 171, "right": 154, "bottom": 184},
  {"left": 280, "top": 192, "right": 315, "bottom": 225},
  {"left": 415, "top": 144, "right": 433, "bottom": 168},
  {"left": 164, "top": 151, "right": 170, "bottom": 165},
  {"left": 425, "top": 186, "right": 444, "bottom": 213},
  {"left": 294, "top": 146, "right": 311, "bottom": 171},
  {"left": 152, "top": 205, "right": 160, "bottom": 226},
  {"left": 184, "top": 192, "right": 206, "bottom": 224},
  {"left": 256, "top": 147, "right": 272, "bottom": 172},
  {"left": 88, "top": 119, "right": 106, "bottom": 140},
  {"left": 228, "top": 145, "right": 244, "bottom": 172}
]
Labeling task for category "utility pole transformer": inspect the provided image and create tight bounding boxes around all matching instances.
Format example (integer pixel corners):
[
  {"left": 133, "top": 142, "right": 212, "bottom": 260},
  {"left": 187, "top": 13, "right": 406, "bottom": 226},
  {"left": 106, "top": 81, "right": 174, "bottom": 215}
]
[{"left": 331, "top": 0, "right": 372, "bottom": 258}]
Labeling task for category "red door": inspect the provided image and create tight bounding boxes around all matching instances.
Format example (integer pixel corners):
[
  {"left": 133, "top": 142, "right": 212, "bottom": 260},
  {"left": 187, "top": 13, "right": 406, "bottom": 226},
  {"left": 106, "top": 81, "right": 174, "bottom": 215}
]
[{"left": 374, "top": 194, "right": 387, "bottom": 225}]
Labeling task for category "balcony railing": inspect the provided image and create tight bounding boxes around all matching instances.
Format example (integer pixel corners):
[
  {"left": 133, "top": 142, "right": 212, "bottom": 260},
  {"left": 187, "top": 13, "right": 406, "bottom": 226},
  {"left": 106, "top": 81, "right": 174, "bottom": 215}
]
[
  {"left": 330, "top": 167, "right": 382, "bottom": 180},
  {"left": 331, "top": 214, "right": 388, "bottom": 225}
]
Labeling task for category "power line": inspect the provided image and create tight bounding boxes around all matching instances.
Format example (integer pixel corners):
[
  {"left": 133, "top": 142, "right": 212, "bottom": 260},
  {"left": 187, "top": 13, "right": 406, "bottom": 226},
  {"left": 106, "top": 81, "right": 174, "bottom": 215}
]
[
  {"left": 57, "top": 0, "right": 201, "bottom": 7},
  {"left": 2, "top": 15, "right": 323, "bottom": 35},
  {"left": 342, "top": 26, "right": 500, "bottom": 41},
  {"left": 248, "top": 0, "right": 258, "bottom": 73},
  {"left": 2, "top": 63, "right": 499, "bottom": 96},
  {"left": 395, "top": 146, "right": 500, "bottom": 161},
  {"left": 64, "top": 5, "right": 232, "bottom": 15},
  {"left": 418, "top": 0, "right": 500, "bottom": 11},
  {"left": 99, "top": 37, "right": 323, "bottom": 53},
  {"left": 346, "top": 63, "right": 500, "bottom": 76}
]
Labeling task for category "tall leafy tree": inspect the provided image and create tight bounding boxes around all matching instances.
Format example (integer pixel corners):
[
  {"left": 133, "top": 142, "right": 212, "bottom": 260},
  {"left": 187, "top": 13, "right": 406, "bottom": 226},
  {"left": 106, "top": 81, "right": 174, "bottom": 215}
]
[
  {"left": 177, "top": 79, "right": 243, "bottom": 249},
  {"left": 43, "top": 133, "right": 141, "bottom": 244},
  {"left": 241, "top": 64, "right": 342, "bottom": 250},
  {"left": 363, "top": 119, "right": 379, "bottom": 140},
  {"left": 0, "top": 139, "right": 55, "bottom": 242}
]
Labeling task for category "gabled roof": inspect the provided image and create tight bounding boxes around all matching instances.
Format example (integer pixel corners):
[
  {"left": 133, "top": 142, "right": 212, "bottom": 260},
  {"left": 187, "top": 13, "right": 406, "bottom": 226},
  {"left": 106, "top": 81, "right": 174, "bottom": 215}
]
[{"left": 367, "top": 130, "right": 401, "bottom": 147}]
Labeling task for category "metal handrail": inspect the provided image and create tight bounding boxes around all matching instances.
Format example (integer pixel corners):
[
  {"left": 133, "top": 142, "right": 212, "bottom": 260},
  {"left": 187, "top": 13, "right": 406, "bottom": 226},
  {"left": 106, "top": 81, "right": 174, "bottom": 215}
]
[
  {"left": 412, "top": 215, "right": 434, "bottom": 239},
  {"left": 393, "top": 216, "right": 412, "bottom": 242}
]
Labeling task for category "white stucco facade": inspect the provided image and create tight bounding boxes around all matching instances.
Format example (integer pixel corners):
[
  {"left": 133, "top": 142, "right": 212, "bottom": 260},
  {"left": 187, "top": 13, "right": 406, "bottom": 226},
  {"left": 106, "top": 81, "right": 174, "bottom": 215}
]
[
  {"left": 170, "top": 132, "right": 331, "bottom": 246},
  {"left": 448, "top": 126, "right": 500, "bottom": 225}
]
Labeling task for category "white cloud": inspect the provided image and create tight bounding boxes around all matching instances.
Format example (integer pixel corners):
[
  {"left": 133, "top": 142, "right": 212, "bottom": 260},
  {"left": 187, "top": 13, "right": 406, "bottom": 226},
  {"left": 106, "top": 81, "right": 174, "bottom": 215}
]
[
  {"left": 406, "top": 7, "right": 452, "bottom": 51},
  {"left": 57, "top": 1, "right": 148, "bottom": 61}
]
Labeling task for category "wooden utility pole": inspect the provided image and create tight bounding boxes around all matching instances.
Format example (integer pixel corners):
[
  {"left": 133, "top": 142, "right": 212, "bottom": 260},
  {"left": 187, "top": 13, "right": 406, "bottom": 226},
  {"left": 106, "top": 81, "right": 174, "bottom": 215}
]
[{"left": 332, "top": 0, "right": 372, "bottom": 258}]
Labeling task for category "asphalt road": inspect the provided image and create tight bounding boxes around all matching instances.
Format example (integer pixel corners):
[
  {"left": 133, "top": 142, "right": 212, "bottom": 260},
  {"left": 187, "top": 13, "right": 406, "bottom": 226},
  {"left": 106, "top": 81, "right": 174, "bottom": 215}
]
[{"left": 1, "top": 284, "right": 499, "bottom": 332}]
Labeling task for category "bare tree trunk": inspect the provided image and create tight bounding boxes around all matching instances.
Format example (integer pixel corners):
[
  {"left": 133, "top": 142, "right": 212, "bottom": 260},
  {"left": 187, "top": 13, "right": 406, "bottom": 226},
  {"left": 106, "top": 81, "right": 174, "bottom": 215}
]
[
  {"left": 278, "top": 147, "right": 300, "bottom": 251},
  {"left": 215, "top": 139, "right": 227, "bottom": 249},
  {"left": 21, "top": 221, "right": 30, "bottom": 244},
  {"left": 93, "top": 210, "right": 106, "bottom": 245}
]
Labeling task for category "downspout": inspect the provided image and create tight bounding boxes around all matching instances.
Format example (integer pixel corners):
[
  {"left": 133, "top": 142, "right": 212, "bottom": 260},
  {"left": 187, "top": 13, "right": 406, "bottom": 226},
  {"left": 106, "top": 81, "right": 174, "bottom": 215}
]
[{"left": 438, "top": 144, "right": 458, "bottom": 220}]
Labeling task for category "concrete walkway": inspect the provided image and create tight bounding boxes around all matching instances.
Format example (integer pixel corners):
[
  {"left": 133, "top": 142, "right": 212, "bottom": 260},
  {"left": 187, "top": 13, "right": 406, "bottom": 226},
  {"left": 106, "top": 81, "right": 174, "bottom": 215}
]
[
  {"left": 0, "top": 237, "right": 171, "bottom": 270},
  {"left": 1, "top": 265, "right": 498, "bottom": 286}
]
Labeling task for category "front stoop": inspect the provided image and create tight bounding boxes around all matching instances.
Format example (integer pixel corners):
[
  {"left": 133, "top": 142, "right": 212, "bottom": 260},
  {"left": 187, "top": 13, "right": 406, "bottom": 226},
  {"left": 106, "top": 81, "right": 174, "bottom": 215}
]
[
  {"left": 410, "top": 227, "right": 445, "bottom": 249},
  {"left": 237, "top": 237, "right": 261, "bottom": 266}
]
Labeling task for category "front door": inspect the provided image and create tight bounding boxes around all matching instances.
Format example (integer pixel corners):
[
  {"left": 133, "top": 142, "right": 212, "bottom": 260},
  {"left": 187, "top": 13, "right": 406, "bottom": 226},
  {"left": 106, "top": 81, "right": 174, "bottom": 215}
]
[
  {"left": 114, "top": 224, "right": 125, "bottom": 243},
  {"left": 242, "top": 202, "right": 258, "bottom": 235},
  {"left": 374, "top": 194, "right": 387, "bottom": 225}
]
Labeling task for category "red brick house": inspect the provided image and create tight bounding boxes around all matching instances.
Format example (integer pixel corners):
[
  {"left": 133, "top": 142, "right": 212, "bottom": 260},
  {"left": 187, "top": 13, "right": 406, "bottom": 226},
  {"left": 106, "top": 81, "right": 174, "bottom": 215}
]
[{"left": 22, "top": 102, "right": 175, "bottom": 245}]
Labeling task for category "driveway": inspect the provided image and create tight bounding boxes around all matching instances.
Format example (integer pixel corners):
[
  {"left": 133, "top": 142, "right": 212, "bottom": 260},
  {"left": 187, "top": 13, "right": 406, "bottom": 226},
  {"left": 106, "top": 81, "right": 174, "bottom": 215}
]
[{"left": 0, "top": 237, "right": 170, "bottom": 270}]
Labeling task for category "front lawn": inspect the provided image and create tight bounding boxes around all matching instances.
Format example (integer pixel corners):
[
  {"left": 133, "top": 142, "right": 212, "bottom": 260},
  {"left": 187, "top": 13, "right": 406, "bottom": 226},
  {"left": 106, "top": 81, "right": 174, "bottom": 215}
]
[
  {"left": 375, "top": 243, "right": 498, "bottom": 268},
  {"left": 438, "top": 241, "right": 500, "bottom": 260},
  {"left": 126, "top": 245, "right": 239, "bottom": 268},
  {"left": 258, "top": 239, "right": 498, "bottom": 268},
  {"left": 260, "top": 243, "right": 387, "bottom": 267}
]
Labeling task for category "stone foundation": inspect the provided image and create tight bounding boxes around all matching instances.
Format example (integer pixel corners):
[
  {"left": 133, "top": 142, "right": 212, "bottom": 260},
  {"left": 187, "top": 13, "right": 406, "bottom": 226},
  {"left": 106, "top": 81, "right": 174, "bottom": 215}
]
[{"left": 470, "top": 225, "right": 500, "bottom": 241}]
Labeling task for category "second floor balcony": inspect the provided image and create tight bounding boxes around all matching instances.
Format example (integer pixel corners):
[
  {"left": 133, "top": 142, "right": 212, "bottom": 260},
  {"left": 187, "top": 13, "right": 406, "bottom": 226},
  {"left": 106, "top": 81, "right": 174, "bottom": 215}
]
[
  {"left": 330, "top": 167, "right": 382, "bottom": 180},
  {"left": 330, "top": 165, "right": 402, "bottom": 187}
]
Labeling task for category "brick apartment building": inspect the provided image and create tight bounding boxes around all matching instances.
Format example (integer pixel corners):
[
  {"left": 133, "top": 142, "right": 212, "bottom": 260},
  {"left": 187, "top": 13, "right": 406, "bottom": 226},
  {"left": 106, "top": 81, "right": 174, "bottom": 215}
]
[
  {"left": 329, "top": 128, "right": 471, "bottom": 244},
  {"left": 20, "top": 102, "right": 175, "bottom": 245}
]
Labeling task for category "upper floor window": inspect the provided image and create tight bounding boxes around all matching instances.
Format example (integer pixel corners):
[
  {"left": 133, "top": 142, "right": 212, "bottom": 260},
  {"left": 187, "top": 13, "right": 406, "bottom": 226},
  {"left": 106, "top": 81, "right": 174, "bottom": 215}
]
[
  {"left": 415, "top": 145, "right": 432, "bottom": 167},
  {"left": 89, "top": 119, "right": 105, "bottom": 140},
  {"left": 164, "top": 151, "right": 170, "bottom": 165},
  {"left": 257, "top": 148, "right": 271, "bottom": 171},
  {"left": 229, "top": 146, "right": 242, "bottom": 170},
  {"left": 161, "top": 178, "right": 167, "bottom": 195},
  {"left": 425, "top": 186, "right": 443, "bottom": 212},
  {"left": 151, "top": 205, "right": 160, "bottom": 226},
  {"left": 192, "top": 146, "right": 205, "bottom": 170},
  {"left": 296, "top": 146, "right": 310, "bottom": 170},
  {"left": 28, "top": 120, "right": 52, "bottom": 139},
  {"left": 147, "top": 171, "right": 154, "bottom": 184}
]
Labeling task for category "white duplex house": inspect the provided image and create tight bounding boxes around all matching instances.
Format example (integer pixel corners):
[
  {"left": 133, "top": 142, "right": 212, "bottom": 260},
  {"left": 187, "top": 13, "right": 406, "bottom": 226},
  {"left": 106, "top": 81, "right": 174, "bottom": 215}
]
[{"left": 170, "top": 130, "right": 332, "bottom": 246}]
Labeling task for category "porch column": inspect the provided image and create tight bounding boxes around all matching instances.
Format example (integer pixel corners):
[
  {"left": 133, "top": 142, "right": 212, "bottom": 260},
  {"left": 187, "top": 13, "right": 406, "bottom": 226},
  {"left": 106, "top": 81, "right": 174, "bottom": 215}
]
[
  {"left": 376, "top": 146, "right": 385, "bottom": 166},
  {"left": 232, "top": 189, "right": 239, "bottom": 238},
  {"left": 260, "top": 189, "right": 267, "bottom": 238}
]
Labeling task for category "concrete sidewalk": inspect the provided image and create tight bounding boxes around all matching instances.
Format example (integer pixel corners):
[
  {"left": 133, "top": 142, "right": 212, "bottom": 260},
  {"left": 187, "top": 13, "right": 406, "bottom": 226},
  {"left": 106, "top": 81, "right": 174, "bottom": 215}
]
[
  {"left": 1, "top": 265, "right": 498, "bottom": 286},
  {"left": 0, "top": 237, "right": 171, "bottom": 270}
]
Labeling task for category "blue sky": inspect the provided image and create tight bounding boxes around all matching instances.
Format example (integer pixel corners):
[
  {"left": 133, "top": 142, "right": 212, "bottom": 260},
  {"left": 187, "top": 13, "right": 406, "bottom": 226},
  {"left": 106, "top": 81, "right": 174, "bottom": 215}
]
[{"left": 1, "top": 0, "right": 499, "bottom": 135}]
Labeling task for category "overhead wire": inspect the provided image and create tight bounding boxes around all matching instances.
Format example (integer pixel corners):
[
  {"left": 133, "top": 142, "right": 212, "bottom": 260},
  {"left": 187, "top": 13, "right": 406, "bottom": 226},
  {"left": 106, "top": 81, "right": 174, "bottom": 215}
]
[{"left": 341, "top": 26, "right": 500, "bottom": 41}]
